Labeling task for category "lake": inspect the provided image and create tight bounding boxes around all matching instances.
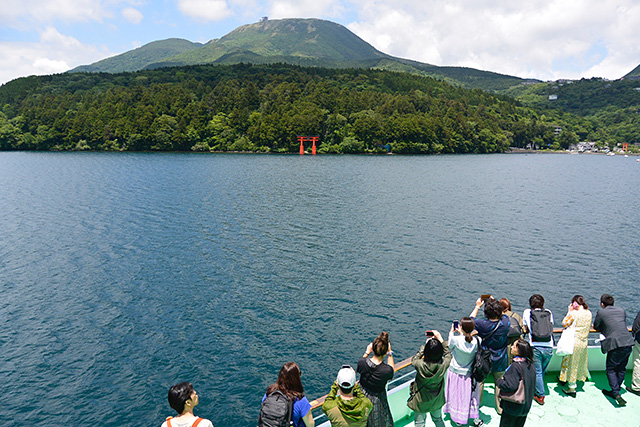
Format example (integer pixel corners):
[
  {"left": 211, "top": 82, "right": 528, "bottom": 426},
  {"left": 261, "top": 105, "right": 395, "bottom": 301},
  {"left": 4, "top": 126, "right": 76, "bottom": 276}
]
[{"left": 1, "top": 152, "right": 639, "bottom": 426}]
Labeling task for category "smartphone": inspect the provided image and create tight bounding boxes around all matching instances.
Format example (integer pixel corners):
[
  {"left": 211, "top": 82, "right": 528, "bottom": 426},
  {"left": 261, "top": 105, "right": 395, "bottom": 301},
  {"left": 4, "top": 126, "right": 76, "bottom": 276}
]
[
  {"left": 481, "top": 294, "right": 491, "bottom": 301},
  {"left": 425, "top": 330, "right": 435, "bottom": 337},
  {"left": 453, "top": 321, "right": 459, "bottom": 329}
]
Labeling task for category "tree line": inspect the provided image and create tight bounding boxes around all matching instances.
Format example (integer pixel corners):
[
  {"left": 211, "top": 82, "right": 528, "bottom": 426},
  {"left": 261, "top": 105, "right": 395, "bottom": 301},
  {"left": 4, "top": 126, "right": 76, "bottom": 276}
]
[{"left": 0, "top": 63, "right": 615, "bottom": 153}]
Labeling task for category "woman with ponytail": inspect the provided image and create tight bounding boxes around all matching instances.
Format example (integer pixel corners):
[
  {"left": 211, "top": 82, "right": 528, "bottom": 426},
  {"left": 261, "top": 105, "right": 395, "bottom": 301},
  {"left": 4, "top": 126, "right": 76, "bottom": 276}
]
[
  {"left": 496, "top": 339, "right": 536, "bottom": 427},
  {"left": 357, "top": 331, "right": 395, "bottom": 427},
  {"left": 443, "top": 317, "right": 482, "bottom": 427}
]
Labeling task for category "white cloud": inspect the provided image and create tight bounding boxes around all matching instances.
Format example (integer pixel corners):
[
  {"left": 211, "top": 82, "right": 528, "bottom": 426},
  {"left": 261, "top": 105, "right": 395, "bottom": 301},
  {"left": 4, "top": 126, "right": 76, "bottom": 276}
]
[
  {"left": 121, "top": 7, "right": 143, "bottom": 24},
  {"left": 176, "top": 0, "right": 231, "bottom": 21},
  {"left": 268, "top": 0, "right": 345, "bottom": 19},
  {"left": 32, "top": 58, "right": 70, "bottom": 74},
  {"left": 346, "top": 0, "right": 640, "bottom": 80},
  {"left": 0, "top": 27, "right": 111, "bottom": 85},
  {"left": 0, "top": 0, "right": 110, "bottom": 27}
]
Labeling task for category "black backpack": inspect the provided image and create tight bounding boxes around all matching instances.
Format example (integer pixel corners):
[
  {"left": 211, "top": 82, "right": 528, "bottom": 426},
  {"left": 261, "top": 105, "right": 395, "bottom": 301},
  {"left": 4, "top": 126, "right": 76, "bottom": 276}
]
[
  {"left": 529, "top": 309, "right": 553, "bottom": 342},
  {"left": 471, "top": 336, "right": 493, "bottom": 384},
  {"left": 258, "top": 390, "right": 294, "bottom": 427}
]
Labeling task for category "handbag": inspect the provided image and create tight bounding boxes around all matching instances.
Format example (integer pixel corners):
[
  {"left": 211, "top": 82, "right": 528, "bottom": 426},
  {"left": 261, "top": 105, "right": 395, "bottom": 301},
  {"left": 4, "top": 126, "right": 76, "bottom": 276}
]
[
  {"left": 498, "top": 364, "right": 525, "bottom": 404},
  {"left": 556, "top": 323, "right": 576, "bottom": 356}
]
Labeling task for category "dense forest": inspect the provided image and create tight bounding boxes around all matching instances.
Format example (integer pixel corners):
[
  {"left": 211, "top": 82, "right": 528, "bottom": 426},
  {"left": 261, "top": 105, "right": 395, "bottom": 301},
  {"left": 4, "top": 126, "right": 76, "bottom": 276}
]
[{"left": 0, "top": 63, "right": 628, "bottom": 153}]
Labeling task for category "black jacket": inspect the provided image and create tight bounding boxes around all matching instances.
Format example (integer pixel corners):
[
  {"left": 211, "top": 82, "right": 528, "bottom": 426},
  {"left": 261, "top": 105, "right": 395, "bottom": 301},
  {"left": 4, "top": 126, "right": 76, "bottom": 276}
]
[
  {"left": 593, "top": 306, "right": 635, "bottom": 352},
  {"left": 496, "top": 359, "right": 536, "bottom": 417}
]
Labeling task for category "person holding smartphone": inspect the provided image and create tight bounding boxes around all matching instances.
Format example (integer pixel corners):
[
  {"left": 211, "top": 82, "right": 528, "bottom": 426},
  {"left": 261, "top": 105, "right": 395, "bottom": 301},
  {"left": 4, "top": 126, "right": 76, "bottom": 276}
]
[
  {"left": 470, "top": 296, "right": 510, "bottom": 415},
  {"left": 443, "top": 318, "right": 483, "bottom": 427},
  {"left": 357, "top": 331, "right": 394, "bottom": 427},
  {"left": 407, "top": 330, "right": 451, "bottom": 427}
]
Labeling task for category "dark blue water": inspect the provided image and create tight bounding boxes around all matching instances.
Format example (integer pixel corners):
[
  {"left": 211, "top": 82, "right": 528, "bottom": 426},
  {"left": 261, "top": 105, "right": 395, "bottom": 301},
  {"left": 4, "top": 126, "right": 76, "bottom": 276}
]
[{"left": 1, "top": 152, "right": 639, "bottom": 426}]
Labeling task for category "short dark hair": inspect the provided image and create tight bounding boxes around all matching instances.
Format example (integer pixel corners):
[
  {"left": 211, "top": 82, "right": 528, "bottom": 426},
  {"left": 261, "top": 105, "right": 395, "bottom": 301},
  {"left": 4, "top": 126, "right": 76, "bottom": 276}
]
[
  {"left": 514, "top": 339, "right": 533, "bottom": 365},
  {"left": 529, "top": 294, "right": 545, "bottom": 309},
  {"left": 168, "top": 382, "right": 194, "bottom": 414},
  {"left": 484, "top": 299, "right": 503, "bottom": 319},
  {"left": 601, "top": 294, "right": 615, "bottom": 307},
  {"left": 423, "top": 338, "right": 444, "bottom": 362}
]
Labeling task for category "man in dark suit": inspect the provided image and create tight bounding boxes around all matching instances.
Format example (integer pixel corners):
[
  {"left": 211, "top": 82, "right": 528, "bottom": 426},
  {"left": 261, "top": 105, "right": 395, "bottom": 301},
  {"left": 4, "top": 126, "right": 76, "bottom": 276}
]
[{"left": 593, "top": 294, "right": 635, "bottom": 406}]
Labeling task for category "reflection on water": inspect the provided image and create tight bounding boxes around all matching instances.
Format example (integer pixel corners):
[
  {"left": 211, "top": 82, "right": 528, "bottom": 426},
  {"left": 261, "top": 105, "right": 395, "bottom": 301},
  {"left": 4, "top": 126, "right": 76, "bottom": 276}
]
[{"left": 0, "top": 152, "right": 639, "bottom": 426}]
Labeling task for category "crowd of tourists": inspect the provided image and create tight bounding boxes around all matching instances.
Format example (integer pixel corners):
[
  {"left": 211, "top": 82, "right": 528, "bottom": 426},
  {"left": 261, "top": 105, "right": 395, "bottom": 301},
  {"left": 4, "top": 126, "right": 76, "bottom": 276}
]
[{"left": 160, "top": 293, "right": 640, "bottom": 427}]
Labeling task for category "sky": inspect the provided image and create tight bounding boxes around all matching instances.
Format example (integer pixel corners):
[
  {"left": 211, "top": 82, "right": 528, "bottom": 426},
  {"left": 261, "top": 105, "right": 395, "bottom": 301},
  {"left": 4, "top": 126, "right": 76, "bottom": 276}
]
[{"left": 1, "top": 0, "right": 639, "bottom": 86}]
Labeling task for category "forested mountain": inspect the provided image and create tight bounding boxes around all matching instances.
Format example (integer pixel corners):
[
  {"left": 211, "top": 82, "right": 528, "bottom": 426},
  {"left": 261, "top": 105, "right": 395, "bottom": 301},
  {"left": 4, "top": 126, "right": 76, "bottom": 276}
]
[
  {"left": 503, "top": 77, "right": 640, "bottom": 144},
  {"left": 69, "top": 39, "right": 203, "bottom": 74},
  {"left": 623, "top": 63, "right": 640, "bottom": 79},
  {"left": 0, "top": 63, "right": 599, "bottom": 153},
  {"left": 68, "top": 18, "right": 535, "bottom": 92}
]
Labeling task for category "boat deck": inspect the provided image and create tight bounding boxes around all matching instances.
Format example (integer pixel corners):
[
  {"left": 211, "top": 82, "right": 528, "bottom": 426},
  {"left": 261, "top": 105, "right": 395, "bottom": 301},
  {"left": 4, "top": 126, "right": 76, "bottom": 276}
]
[
  {"left": 392, "top": 370, "right": 639, "bottom": 427},
  {"left": 312, "top": 345, "right": 638, "bottom": 427}
]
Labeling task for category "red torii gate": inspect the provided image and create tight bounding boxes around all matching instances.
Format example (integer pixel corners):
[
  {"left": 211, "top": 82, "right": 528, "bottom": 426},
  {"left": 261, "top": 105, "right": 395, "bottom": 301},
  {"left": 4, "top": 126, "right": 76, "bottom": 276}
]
[{"left": 297, "top": 135, "right": 319, "bottom": 155}]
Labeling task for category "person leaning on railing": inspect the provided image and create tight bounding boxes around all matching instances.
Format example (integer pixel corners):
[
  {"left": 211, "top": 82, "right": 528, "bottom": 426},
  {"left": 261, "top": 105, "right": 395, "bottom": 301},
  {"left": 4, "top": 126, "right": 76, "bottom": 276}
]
[
  {"left": 593, "top": 293, "right": 635, "bottom": 407},
  {"left": 557, "top": 295, "right": 592, "bottom": 397}
]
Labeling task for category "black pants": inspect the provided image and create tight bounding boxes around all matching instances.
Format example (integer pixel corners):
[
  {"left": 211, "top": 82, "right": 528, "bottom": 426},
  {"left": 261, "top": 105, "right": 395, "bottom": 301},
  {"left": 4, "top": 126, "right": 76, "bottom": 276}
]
[
  {"left": 499, "top": 412, "right": 527, "bottom": 427},
  {"left": 605, "top": 346, "right": 632, "bottom": 396}
]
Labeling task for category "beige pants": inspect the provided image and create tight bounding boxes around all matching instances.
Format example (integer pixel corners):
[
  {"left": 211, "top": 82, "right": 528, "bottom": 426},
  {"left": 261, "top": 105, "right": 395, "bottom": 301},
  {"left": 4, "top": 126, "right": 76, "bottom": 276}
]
[
  {"left": 632, "top": 341, "right": 640, "bottom": 391},
  {"left": 478, "top": 371, "right": 505, "bottom": 415}
]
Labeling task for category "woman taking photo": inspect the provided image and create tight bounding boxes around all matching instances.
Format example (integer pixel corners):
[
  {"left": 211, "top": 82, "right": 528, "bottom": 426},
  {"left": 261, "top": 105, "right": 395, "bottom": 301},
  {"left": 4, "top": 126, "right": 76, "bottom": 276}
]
[
  {"left": 357, "top": 331, "right": 395, "bottom": 427},
  {"left": 262, "top": 362, "right": 315, "bottom": 427},
  {"left": 496, "top": 339, "right": 536, "bottom": 427},
  {"left": 443, "top": 318, "right": 482, "bottom": 427},
  {"left": 558, "top": 295, "right": 592, "bottom": 397},
  {"left": 407, "top": 329, "right": 451, "bottom": 427}
]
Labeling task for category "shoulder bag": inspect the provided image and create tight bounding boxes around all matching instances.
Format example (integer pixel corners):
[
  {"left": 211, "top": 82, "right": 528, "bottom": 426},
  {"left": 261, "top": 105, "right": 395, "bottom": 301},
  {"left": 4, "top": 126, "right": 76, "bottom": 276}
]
[{"left": 498, "top": 363, "right": 525, "bottom": 404}]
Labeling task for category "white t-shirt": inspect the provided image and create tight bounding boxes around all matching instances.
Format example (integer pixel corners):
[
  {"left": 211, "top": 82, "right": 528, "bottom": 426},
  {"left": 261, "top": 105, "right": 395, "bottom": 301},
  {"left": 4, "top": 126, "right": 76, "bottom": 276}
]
[
  {"left": 161, "top": 416, "right": 214, "bottom": 427},
  {"left": 522, "top": 308, "right": 554, "bottom": 348},
  {"left": 447, "top": 333, "right": 479, "bottom": 375}
]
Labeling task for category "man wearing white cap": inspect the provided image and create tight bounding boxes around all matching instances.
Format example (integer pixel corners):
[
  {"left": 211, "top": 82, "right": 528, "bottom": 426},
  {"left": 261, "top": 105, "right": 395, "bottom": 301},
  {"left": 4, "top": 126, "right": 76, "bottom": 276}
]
[{"left": 322, "top": 365, "right": 373, "bottom": 427}]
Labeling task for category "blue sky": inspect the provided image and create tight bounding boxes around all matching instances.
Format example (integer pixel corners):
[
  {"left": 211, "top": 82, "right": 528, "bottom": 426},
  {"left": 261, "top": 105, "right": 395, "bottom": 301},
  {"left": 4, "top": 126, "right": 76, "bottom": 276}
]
[{"left": 1, "top": 0, "right": 639, "bottom": 86}]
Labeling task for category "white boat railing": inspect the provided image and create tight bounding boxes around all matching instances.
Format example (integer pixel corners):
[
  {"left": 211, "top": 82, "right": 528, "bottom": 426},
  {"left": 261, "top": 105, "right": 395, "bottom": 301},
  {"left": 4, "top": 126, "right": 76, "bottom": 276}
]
[{"left": 310, "top": 327, "right": 634, "bottom": 426}]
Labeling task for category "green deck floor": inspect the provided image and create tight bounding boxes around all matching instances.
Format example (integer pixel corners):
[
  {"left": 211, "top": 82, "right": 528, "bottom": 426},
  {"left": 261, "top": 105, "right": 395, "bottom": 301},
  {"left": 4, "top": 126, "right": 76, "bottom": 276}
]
[{"left": 394, "top": 371, "right": 639, "bottom": 427}]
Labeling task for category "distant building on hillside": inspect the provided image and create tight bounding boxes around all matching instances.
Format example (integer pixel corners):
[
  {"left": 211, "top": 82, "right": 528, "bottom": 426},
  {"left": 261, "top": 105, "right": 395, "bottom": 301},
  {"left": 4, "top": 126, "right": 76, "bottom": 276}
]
[
  {"left": 549, "top": 94, "right": 558, "bottom": 101},
  {"left": 260, "top": 16, "right": 268, "bottom": 22}
]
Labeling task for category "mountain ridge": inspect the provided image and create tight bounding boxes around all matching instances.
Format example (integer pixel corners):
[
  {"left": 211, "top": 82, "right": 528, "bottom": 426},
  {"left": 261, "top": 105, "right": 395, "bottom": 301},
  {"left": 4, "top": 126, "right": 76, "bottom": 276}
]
[
  {"left": 69, "top": 38, "right": 203, "bottom": 74},
  {"left": 68, "top": 18, "right": 536, "bottom": 92}
]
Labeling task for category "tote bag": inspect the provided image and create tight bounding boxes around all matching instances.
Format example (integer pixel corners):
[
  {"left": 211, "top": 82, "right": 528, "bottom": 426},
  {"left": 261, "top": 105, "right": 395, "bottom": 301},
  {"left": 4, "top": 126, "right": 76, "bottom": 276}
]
[{"left": 556, "top": 324, "right": 576, "bottom": 356}]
